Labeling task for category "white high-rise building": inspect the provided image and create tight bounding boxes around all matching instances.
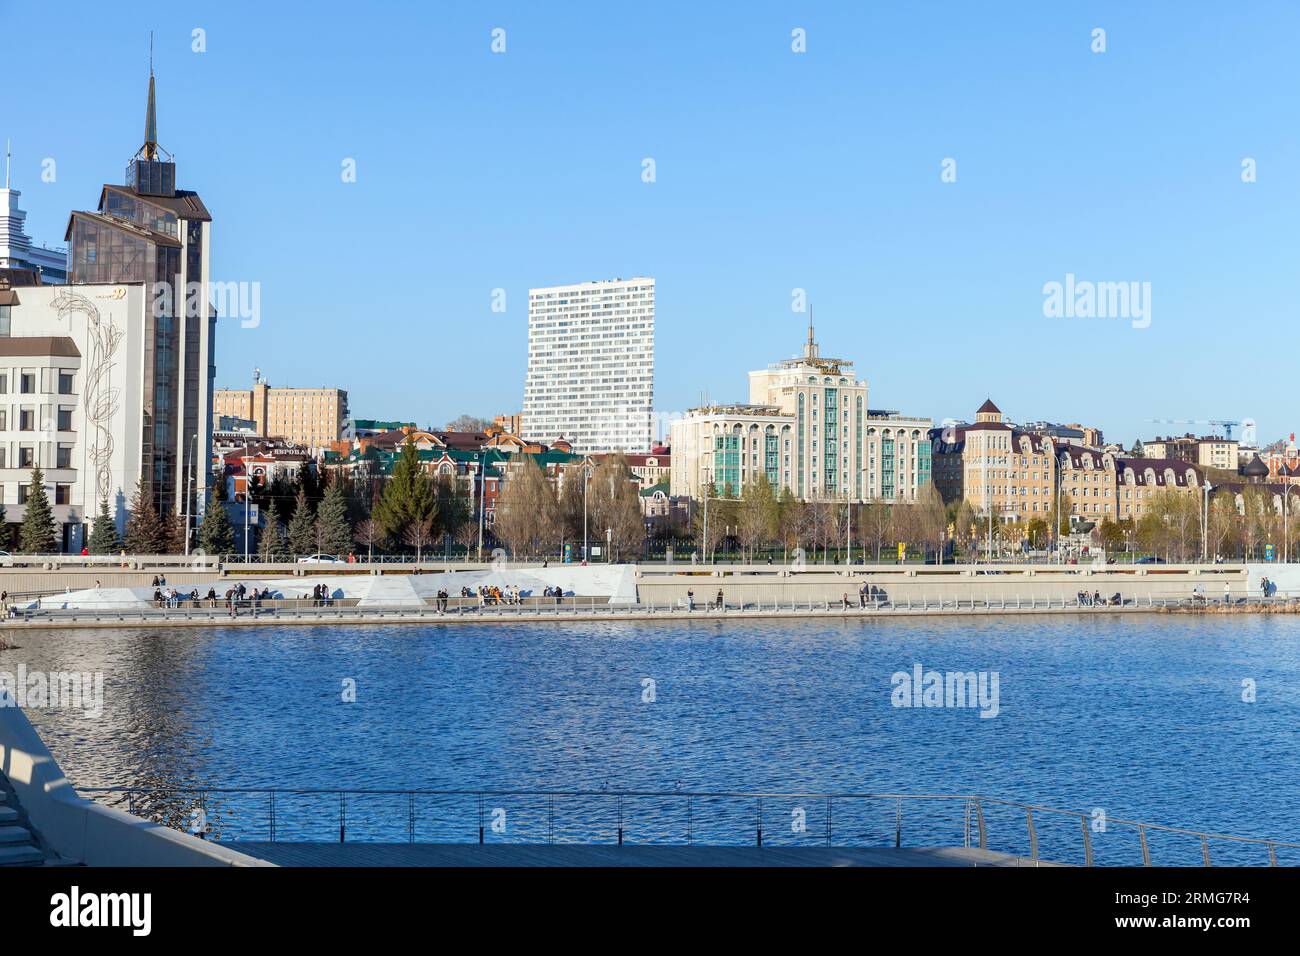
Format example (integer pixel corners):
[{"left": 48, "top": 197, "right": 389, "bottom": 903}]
[
  {"left": 523, "top": 277, "right": 655, "bottom": 454},
  {"left": 0, "top": 143, "right": 68, "bottom": 284}
]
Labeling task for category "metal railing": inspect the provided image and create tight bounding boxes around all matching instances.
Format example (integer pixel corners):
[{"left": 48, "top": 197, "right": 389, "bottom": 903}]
[
  {"left": 76, "top": 786, "right": 1299, "bottom": 866},
  {"left": 8, "top": 591, "right": 1298, "bottom": 624}
]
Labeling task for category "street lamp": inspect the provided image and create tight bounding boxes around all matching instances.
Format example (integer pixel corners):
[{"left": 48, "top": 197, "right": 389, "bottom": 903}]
[{"left": 1201, "top": 483, "right": 1214, "bottom": 563}]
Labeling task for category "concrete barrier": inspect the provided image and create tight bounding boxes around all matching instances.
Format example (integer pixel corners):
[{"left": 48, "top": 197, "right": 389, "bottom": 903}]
[{"left": 0, "top": 693, "right": 273, "bottom": 866}]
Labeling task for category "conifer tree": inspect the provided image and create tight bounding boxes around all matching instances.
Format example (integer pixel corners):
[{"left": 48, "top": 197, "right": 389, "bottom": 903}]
[
  {"left": 198, "top": 490, "right": 235, "bottom": 556},
  {"left": 124, "top": 482, "right": 168, "bottom": 554},
  {"left": 373, "top": 438, "right": 434, "bottom": 540},
  {"left": 18, "top": 466, "right": 58, "bottom": 554},
  {"left": 287, "top": 488, "right": 316, "bottom": 556},
  {"left": 315, "top": 477, "right": 353, "bottom": 555},
  {"left": 88, "top": 498, "right": 121, "bottom": 554}
]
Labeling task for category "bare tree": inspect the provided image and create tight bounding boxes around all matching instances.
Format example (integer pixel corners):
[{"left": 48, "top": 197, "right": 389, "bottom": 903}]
[
  {"left": 354, "top": 517, "right": 384, "bottom": 563},
  {"left": 402, "top": 517, "right": 435, "bottom": 562}
]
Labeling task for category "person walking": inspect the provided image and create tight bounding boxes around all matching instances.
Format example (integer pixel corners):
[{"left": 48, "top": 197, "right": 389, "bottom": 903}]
[
  {"left": 715, "top": 588, "right": 724, "bottom": 611},
  {"left": 686, "top": 589, "right": 694, "bottom": 611},
  {"left": 1224, "top": 581, "right": 1231, "bottom": 606}
]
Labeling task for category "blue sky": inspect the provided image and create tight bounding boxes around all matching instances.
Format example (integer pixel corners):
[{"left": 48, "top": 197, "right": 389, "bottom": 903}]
[{"left": 6, "top": 1, "right": 1298, "bottom": 447}]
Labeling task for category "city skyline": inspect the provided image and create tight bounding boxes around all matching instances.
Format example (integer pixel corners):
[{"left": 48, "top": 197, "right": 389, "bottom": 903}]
[{"left": 3, "top": 2, "right": 1298, "bottom": 449}]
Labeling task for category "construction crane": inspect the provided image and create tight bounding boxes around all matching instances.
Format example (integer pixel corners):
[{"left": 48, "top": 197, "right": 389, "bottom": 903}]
[{"left": 1147, "top": 418, "right": 1253, "bottom": 443}]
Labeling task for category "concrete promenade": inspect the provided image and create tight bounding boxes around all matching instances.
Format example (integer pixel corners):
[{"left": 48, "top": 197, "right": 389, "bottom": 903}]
[{"left": 0, "top": 597, "right": 1196, "bottom": 630}]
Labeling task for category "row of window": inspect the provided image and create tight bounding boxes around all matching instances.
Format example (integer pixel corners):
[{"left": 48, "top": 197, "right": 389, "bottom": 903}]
[
  {"left": 0, "top": 482, "right": 73, "bottom": 505},
  {"left": 0, "top": 370, "right": 76, "bottom": 395}
]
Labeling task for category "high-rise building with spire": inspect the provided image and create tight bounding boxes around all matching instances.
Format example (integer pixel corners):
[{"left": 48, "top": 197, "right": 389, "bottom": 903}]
[
  {"left": 0, "top": 59, "right": 215, "bottom": 550},
  {"left": 670, "top": 321, "right": 933, "bottom": 504},
  {"left": 62, "top": 59, "right": 215, "bottom": 520}
]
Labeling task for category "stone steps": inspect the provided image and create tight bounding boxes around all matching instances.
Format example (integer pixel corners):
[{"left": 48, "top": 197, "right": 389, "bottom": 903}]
[
  {"left": 0, "top": 844, "right": 46, "bottom": 866},
  {"left": 0, "top": 774, "right": 58, "bottom": 866},
  {"left": 0, "top": 824, "right": 33, "bottom": 845}
]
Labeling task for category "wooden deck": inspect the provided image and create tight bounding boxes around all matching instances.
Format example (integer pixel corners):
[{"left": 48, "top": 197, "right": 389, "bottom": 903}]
[{"left": 220, "top": 842, "right": 1060, "bottom": 867}]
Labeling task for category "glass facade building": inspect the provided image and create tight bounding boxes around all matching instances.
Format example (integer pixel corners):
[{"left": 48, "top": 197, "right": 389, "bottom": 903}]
[{"left": 63, "top": 72, "right": 213, "bottom": 521}]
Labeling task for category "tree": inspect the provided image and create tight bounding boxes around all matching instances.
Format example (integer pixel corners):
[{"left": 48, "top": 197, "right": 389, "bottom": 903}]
[
  {"left": 432, "top": 473, "right": 469, "bottom": 545},
  {"left": 124, "top": 482, "right": 168, "bottom": 554},
  {"left": 287, "top": 488, "right": 316, "bottom": 555},
  {"left": 1129, "top": 440, "right": 1145, "bottom": 457},
  {"left": 259, "top": 519, "right": 287, "bottom": 561},
  {"left": 914, "top": 484, "right": 948, "bottom": 563},
  {"left": 401, "top": 517, "right": 435, "bottom": 562},
  {"left": 315, "top": 478, "right": 354, "bottom": 556},
  {"left": 494, "top": 458, "right": 559, "bottom": 557},
  {"left": 860, "top": 502, "right": 893, "bottom": 562},
  {"left": 588, "top": 455, "right": 645, "bottom": 562},
  {"left": 446, "top": 414, "right": 492, "bottom": 433},
  {"left": 88, "top": 498, "right": 121, "bottom": 554},
  {"left": 198, "top": 490, "right": 235, "bottom": 556},
  {"left": 18, "top": 467, "right": 58, "bottom": 553},
  {"left": 354, "top": 517, "right": 384, "bottom": 562},
  {"left": 373, "top": 438, "right": 434, "bottom": 541},
  {"left": 737, "top": 475, "right": 778, "bottom": 561}
]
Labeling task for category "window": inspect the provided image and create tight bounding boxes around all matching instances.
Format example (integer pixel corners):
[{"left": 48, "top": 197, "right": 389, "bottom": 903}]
[
  {"left": 55, "top": 484, "right": 70, "bottom": 505},
  {"left": 18, "top": 409, "right": 33, "bottom": 431},
  {"left": 0, "top": 373, "right": 6, "bottom": 393},
  {"left": 57, "top": 407, "right": 73, "bottom": 431},
  {"left": 18, "top": 446, "right": 33, "bottom": 468},
  {"left": 0, "top": 410, "right": 5, "bottom": 430},
  {"left": 20, "top": 372, "right": 35, "bottom": 394},
  {"left": 56, "top": 444, "right": 72, "bottom": 469},
  {"left": 58, "top": 371, "right": 74, "bottom": 395},
  {"left": 0, "top": 305, "right": 9, "bottom": 336},
  {"left": 17, "top": 484, "right": 28, "bottom": 504}
]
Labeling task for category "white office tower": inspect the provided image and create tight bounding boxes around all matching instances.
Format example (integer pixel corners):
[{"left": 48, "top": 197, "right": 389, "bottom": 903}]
[{"left": 523, "top": 277, "right": 655, "bottom": 454}]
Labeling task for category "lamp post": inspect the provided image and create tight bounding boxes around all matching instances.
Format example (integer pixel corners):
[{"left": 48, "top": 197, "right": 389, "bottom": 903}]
[
  {"left": 476, "top": 452, "right": 488, "bottom": 561},
  {"left": 1201, "top": 483, "right": 1214, "bottom": 563},
  {"left": 183, "top": 433, "right": 197, "bottom": 556},
  {"left": 582, "top": 466, "right": 591, "bottom": 561}
]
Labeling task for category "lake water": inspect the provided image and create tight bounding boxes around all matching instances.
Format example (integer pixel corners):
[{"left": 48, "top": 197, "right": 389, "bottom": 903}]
[{"left": 10, "top": 614, "right": 1300, "bottom": 864}]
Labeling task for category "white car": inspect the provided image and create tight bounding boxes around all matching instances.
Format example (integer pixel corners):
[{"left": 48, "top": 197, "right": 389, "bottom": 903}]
[
  {"left": 0, "top": 550, "right": 12, "bottom": 568},
  {"left": 296, "top": 554, "right": 343, "bottom": 564}
]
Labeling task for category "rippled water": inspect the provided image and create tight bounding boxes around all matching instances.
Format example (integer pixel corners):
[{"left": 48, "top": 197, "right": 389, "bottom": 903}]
[{"left": 9, "top": 614, "right": 1300, "bottom": 864}]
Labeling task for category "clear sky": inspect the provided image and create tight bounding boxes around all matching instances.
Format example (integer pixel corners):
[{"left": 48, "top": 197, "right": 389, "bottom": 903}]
[{"left": 6, "top": 1, "right": 1298, "bottom": 448}]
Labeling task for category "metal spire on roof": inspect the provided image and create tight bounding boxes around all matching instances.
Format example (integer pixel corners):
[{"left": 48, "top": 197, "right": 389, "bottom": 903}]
[{"left": 143, "top": 32, "right": 158, "bottom": 160}]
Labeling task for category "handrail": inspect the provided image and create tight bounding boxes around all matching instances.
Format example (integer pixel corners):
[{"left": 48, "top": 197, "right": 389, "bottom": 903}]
[{"left": 77, "top": 786, "right": 1299, "bottom": 862}]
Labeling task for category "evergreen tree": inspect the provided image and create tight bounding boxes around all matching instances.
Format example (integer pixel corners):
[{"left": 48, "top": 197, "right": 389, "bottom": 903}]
[
  {"left": 287, "top": 488, "right": 317, "bottom": 556},
  {"left": 373, "top": 438, "right": 434, "bottom": 540},
  {"left": 315, "top": 477, "right": 353, "bottom": 555},
  {"left": 88, "top": 498, "right": 121, "bottom": 554},
  {"left": 124, "top": 482, "right": 168, "bottom": 554},
  {"left": 198, "top": 490, "right": 236, "bottom": 556},
  {"left": 18, "top": 466, "right": 59, "bottom": 553},
  {"left": 166, "top": 509, "right": 190, "bottom": 555}
]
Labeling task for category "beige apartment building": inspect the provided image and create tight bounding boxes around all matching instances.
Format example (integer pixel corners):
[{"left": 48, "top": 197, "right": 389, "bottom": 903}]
[
  {"left": 670, "top": 324, "right": 933, "bottom": 503},
  {"left": 934, "top": 401, "right": 1206, "bottom": 529},
  {"left": 1142, "top": 434, "right": 1238, "bottom": 472},
  {"left": 213, "top": 380, "right": 349, "bottom": 450}
]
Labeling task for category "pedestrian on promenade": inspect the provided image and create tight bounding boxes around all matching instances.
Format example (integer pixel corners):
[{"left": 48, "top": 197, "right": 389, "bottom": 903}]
[
  {"left": 842, "top": 593, "right": 850, "bottom": 609},
  {"left": 715, "top": 588, "right": 724, "bottom": 611},
  {"left": 687, "top": 589, "right": 694, "bottom": 611},
  {"left": 859, "top": 584, "right": 867, "bottom": 608},
  {"left": 1224, "top": 582, "right": 1231, "bottom": 605}
]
